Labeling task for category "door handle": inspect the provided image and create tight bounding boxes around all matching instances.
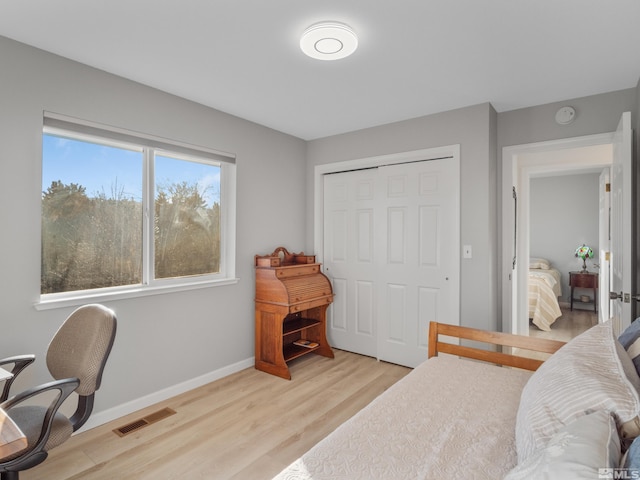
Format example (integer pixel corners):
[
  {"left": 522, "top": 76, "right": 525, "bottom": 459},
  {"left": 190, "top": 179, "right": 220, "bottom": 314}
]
[{"left": 609, "top": 291, "right": 640, "bottom": 303}]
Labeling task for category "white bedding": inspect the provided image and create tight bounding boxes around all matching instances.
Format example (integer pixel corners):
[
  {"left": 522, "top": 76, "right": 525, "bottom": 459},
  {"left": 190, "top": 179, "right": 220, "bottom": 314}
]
[
  {"left": 528, "top": 267, "right": 563, "bottom": 331},
  {"left": 273, "top": 356, "right": 533, "bottom": 480}
]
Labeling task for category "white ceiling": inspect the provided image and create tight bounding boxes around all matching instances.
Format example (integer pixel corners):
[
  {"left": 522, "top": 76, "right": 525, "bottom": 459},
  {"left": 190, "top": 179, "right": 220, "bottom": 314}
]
[{"left": 1, "top": 1, "right": 639, "bottom": 140}]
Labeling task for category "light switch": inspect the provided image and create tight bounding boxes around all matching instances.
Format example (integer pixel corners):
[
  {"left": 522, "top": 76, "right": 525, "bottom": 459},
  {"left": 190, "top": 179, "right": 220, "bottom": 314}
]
[{"left": 463, "top": 245, "right": 472, "bottom": 259}]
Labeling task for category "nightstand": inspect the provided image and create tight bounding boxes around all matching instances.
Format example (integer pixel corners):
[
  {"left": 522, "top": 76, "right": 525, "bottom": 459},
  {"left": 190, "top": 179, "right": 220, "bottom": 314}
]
[{"left": 569, "top": 271, "right": 598, "bottom": 313}]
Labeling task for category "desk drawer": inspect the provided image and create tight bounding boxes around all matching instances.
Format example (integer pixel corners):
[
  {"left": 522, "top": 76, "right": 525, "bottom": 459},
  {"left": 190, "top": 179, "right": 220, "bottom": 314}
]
[{"left": 570, "top": 273, "right": 598, "bottom": 288}]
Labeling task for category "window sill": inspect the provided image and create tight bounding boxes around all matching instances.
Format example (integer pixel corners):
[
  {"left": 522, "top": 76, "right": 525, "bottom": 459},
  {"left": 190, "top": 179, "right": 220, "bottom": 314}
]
[{"left": 34, "top": 277, "right": 240, "bottom": 311}]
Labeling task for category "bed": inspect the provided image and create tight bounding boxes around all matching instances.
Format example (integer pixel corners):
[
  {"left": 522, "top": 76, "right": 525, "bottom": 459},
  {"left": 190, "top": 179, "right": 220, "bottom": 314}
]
[
  {"left": 273, "top": 322, "right": 566, "bottom": 480},
  {"left": 274, "top": 321, "right": 640, "bottom": 480},
  {"left": 528, "top": 257, "right": 563, "bottom": 331},
  {"left": 275, "top": 354, "right": 532, "bottom": 479}
]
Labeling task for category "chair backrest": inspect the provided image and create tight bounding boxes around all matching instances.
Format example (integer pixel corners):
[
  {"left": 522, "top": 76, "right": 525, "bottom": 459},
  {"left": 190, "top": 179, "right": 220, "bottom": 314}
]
[{"left": 46, "top": 304, "right": 117, "bottom": 397}]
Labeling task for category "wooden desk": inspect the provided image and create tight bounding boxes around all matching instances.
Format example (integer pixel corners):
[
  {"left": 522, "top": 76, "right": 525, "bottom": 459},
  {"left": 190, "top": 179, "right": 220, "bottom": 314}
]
[
  {"left": 0, "top": 407, "right": 27, "bottom": 459},
  {"left": 254, "top": 247, "right": 334, "bottom": 380}
]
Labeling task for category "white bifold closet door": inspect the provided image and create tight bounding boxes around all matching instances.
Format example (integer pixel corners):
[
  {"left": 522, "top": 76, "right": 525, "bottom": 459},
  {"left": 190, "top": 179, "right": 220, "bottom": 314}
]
[{"left": 323, "top": 157, "right": 459, "bottom": 368}]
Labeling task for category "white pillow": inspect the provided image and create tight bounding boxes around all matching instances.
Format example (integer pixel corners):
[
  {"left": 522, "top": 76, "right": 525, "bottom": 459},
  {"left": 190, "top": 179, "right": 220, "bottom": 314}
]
[
  {"left": 506, "top": 410, "right": 621, "bottom": 480},
  {"left": 516, "top": 321, "right": 640, "bottom": 462},
  {"left": 529, "top": 258, "right": 551, "bottom": 270}
]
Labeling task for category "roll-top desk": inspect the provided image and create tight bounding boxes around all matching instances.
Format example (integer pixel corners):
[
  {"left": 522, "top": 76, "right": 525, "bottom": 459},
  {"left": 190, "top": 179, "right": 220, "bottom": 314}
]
[{"left": 254, "top": 247, "right": 334, "bottom": 380}]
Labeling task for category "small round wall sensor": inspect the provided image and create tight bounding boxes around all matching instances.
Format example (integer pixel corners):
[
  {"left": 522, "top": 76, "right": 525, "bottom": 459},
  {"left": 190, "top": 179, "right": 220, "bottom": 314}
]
[{"left": 555, "top": 106, "right": 576, "bottom": 125}]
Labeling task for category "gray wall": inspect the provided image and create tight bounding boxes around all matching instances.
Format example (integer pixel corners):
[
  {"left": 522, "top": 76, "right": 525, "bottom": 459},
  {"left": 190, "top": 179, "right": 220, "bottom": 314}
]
[
  {"left": 307, "top": 89, "right": 636, "bottom": 335},
  {"left": 306, "top": 103, "right": 499, "bottom": 332},
  {"left": 0, "top": 36, "right": 307, "bottom": 421},
  {"left": 497, "top": 89, "right": 636, "bottom": 147},
  {"left": 1, "top": 32, "right": 638, "bottom": 426},
  {"left": 530, "top": 173, "right": 600, "bottom": 303},
  {"left": 497, "top": 88, "right": 637, "bottom": 328}
]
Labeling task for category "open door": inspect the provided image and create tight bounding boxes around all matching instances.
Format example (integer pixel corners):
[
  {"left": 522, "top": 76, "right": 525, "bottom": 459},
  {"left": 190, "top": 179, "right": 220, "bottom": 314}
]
[
  {"left": 609, "top": 111, "right": 633, "bottom": 335},
  {"left": 598, "top": 168, "right": 610, "bottom": 324}
]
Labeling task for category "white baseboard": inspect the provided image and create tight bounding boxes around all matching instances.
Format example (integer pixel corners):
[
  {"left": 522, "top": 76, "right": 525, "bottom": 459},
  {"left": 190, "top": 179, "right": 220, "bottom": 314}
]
[{"left": 76, "top": 356, "right": 255, "bottom": 433}]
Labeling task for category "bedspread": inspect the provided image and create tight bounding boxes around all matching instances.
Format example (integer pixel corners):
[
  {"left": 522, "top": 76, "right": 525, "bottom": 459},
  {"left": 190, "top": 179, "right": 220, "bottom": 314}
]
[
  {"left": 273, "top": 355, "right": 532, "bottom": 480},
  {"left": 529, "top": 268, "right": 562, "bottom": 297},
  {"left": 528, "top": 271, "right": 563, "bottom": 331}
]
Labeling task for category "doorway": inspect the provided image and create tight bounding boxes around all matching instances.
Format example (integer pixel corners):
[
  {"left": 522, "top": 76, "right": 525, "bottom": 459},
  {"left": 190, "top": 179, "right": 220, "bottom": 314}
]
[
  {"left": 528, "top": 170, "right": 606, "bottom": 342},
  {"left": 501, "top": 134, "right": 614, "bottom": 338}
]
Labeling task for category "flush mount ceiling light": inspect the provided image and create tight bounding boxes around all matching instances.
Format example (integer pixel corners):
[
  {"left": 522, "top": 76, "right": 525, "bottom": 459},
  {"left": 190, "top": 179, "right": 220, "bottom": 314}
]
[{"left": 300, "top": 22, "right": 358, "bottom": 60}]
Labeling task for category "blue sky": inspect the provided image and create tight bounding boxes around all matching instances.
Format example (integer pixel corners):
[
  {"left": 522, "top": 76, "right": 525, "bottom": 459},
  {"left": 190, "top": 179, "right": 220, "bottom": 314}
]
[{"left": 42, "top": 134, "right": 220, "bottom": 206}]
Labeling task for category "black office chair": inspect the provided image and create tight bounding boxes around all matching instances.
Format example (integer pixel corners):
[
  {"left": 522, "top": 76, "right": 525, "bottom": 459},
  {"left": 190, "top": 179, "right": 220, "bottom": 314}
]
[{"left": 0, "top": 304, "right": 117, "bottom": 480}]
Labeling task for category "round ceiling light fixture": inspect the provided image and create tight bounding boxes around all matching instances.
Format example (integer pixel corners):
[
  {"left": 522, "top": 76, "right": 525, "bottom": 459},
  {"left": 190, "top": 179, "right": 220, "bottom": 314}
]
[{"left": 300, "top": 22, "right": 358, "bottom": 60}]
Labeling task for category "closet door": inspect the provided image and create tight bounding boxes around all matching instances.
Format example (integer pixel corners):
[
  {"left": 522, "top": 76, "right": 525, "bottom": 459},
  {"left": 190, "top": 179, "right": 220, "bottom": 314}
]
[
  {"left": 323, "top": 169, "right": 379, "bottom": 357},
  {"left": 323, "top": 157, "right": 459, "bottom": 367},
  {"left": 376, "top": 159, "right": 459, "bottom": 367}
]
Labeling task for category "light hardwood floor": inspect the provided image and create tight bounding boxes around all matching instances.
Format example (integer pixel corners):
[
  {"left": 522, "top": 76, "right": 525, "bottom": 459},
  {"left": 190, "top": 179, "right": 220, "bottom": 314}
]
[
  {"left": 529, "top": 307, "right": 597, "bottom": 343},
  {"left": 22, "top": 350, "right": 410, "bottom": 480},
  {"left": 519, "top": 307, "right": 597, "bottom": 362}
]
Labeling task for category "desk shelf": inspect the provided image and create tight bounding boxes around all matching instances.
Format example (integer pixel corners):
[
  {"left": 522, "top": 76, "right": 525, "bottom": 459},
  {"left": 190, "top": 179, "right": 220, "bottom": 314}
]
[{"left": 283, "top": 317, "right": 321, "bottom": 335}]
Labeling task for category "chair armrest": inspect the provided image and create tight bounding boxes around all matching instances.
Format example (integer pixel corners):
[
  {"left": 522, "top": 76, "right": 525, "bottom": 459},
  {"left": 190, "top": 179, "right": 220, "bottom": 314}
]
[
  {"left": 1, "top": 377, "right": 79, "bottom": 411},
  {"left": 0, "top": 378, "right": 79, "bottom": 466},
  {"left": 0, "top": 355, "right": 36, "bottom": 402}
]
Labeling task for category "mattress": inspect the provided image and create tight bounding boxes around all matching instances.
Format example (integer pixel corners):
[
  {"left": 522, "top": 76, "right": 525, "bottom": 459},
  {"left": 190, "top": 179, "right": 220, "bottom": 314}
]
[{"left": 273, "top": 355, "right": 532, "bottom": 480}]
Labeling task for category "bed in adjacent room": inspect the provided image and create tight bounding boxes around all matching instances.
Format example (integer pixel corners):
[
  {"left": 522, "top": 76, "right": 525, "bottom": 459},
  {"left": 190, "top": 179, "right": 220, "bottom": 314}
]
[{"left": 528, "top": 257, "right": 563, "bottom": 331}]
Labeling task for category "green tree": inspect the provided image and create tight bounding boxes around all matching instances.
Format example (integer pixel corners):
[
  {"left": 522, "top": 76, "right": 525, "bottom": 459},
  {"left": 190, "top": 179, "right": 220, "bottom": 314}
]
[
  {"left": 42, "top": 179, "right": 219, "bottom": 294},
  {"left": 87, "top": 184, "right": 142, "bottom": 289},
  {"left": 155, "top": 181, "right": 220, "bottom": 278},
  {"left": 41, "top": 181, "right": 92, "bottom": 293},
  {"left": 41, "top": 180, "right": 142, "bottom": 293}
]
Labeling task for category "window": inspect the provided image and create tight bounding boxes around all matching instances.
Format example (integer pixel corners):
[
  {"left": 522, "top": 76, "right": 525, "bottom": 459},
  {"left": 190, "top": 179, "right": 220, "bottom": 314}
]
[
  {"left": 40, "top": 114, "right": 236, "bottom": 303},
  {"left": 154, "top": 154, "right": 221, "bottom": 280}
]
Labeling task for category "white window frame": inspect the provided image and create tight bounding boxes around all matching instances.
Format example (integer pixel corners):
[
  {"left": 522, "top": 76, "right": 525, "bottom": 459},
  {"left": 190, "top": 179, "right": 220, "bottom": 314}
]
[{"left": 36, "top": 113, "right": 237, "bottom": 310}]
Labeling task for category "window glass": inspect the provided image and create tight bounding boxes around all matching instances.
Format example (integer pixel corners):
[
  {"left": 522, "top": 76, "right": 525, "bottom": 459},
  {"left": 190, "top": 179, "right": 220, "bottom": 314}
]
[
  {"left": 154, "top": 154, "right": 221, "bottom": 279},
  {"left": 41, "top": 127, "right": 230, "bottom": 299},
  {"left": 42, "top": 134, "right": 143, "bottom": 294}
]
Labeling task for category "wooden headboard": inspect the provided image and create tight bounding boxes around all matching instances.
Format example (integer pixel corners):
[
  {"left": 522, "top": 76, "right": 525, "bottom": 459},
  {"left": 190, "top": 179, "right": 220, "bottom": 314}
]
[{"left": 428, "top": 321, "right": 566, "bottom": 371}]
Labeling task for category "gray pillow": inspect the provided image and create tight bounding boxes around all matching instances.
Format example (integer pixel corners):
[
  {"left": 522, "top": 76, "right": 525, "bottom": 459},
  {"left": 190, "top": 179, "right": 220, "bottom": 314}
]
[
  {"left": 624, "top": 435, "right": 640, "bottom": 471},
  {"left": 619, "top": 319, "right": 640, "bottom": 378},
  {"left": 619, "top": 319, "right": 640, "bottom": 349}
]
